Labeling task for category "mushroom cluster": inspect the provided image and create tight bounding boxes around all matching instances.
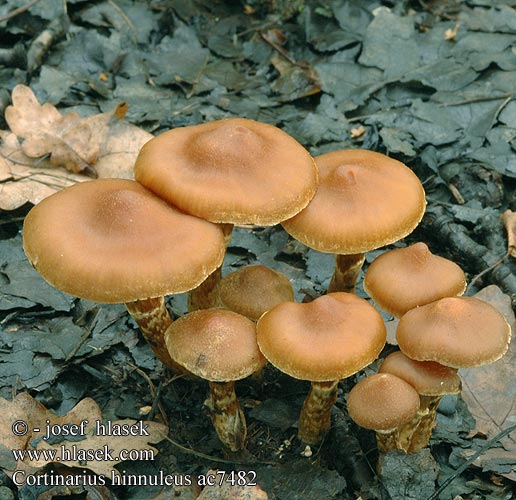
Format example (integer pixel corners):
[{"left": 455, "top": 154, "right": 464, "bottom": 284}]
[{"left": 22, "top": 115, "right": 510, "bottom": 457}]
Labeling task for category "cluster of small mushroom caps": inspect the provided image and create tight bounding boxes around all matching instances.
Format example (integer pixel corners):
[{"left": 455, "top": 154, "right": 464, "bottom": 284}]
[{"left": 22, "top": 118, "right": 512, "bottom": 455}]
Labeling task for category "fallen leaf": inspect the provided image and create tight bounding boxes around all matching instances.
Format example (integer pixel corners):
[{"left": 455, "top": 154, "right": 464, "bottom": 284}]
[
  {"left": 501, "top": 210, "right": 516, "bottom": 257},
  {"left": 0, "top": 85, "right": 153, "bottom": 210},
  {"left": 460, "top": 286, "right": 516, "bottom": 477},
  {"left": 0, "top": 393, "right": 168, "bottom": 484},
  {"left": 197, "top": 469, "right": 268, "bottom": 499}
]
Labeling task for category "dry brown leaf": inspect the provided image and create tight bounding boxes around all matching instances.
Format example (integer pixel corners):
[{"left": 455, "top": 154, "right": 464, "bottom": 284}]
[
  {"left": 460, "top": 286, "right": 516, "bottom": 479},
  {"left": 197, "top": 470, "right": 268, "bottom": 499},
  {"left": 501, "top": 210, "right": 516, "bottom": 258},
  {"left": 0, "top": 84, "right": 152, "bottom": 210},
  {"left": 0, "top": 393, "right": 168, "bottom": 483}
]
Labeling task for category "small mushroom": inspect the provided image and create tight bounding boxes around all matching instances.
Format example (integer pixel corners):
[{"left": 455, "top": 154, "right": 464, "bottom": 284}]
[
  {"left": 347, "top": 373, "right": 421, "bottom": 453},
  {"left": 256, "top": 293, "right": 386, "bottom": 444},
  {"left": 22, "top": 179, "right": 226, "bottom": 371},
  {"left": 133, "top": 117, "right": 318, "bottom": 311},
  {"left": 379, "top": 351, "right": 461, "bottom": 451},
  {"left": 282, "top": 149, "right": 426, "bottom": 293},
  {"left": 364, "top": 242, "right": 467, "bottom": 317},
  {"left": 215, "top": 265, "right": 294, "bottom": 321},
  {"left": 164, "top": 309, "right": 266, "bottom": 451}
]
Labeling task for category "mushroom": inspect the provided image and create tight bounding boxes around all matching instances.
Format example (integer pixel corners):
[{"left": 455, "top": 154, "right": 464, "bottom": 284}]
[
  {"left": 282, "top": 149, "right": 426, "bottom": 293},
  {"left": 364, "top": 242, "right": 466, "bottom": 318},
  {"left": 133, "top": 117, "right": 318, "bottom": 310},
  {"left": 164, "top": 309, "right": 266, "bottom": 451},
  {"left": 379, "top": 351, "right": 461, "bottom": 451},
  {"left": 215, "top": 265, "right": 294, "bottom": 321},
  {"left": 347, "top": 373, "right": 421, "bottom": 453},
  {"left": 22, "top": 179, "right": 226, "bottom": 371},
  {"left": 256, "top": 293, "right": 386, "bottom": 444},
  {"left": 396, "top": 296, "right": 512, "bottom": 368}
]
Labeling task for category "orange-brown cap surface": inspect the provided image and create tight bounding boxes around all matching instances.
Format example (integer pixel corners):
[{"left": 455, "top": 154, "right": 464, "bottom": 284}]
[
  {"left": 396, "top": 297, "right": 512, "bottom": 368},
  {"left": 364, "top": 242, "right": 467, "bottom": 317},
  {"left": 379, "top": 351, "right": 461, "bottom": 396},
  {"left": 347, "top": 373, "right": 420, "bottom": 431},
  {"left": 23, "top": 179, "right": 226, "bottom": 303},
  {"left": 256, "top": 292, "right": 386, "bottom": 381},
  {"left": 134, "top": 118, "right": 318, "bottom": 225},
  {"left": 282, "top": 149, "right": 426, "bottom": 254},
  {"left": 219, "top": 265, "right": 294, "bottom": 321},
  {"left": 164, "top": 309, "right": 266, "bottom": 381}
]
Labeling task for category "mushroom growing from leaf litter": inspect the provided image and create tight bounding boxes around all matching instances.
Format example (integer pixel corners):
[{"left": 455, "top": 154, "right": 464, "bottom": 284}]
[
  {"left": 364, "top": 242, "right": 467, "bottom": 317},
  {"left": 347, "top": 373, "right": 421, "bottom": 453},
  {"left": 256, "top": 292, "right": 386, "bottom": 444},
  {"left": 22, "top": 178, "right": 226, "bottom": 371},
  {"left": 282, "top": 149, "right": 426, "bottom": 293},
  {"left": 164, "top": 309, "right": 266, "bottom": 451},
  {"left": 379, "top": 350, "right": 461, "bottom": 451},
  {"left": 133, "top": 117, "right": 318, "bottom": 311}
]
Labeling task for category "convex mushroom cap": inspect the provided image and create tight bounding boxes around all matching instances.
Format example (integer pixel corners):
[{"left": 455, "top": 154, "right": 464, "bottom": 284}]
[
  {"left": 218, "top": 265, "right": 294, "bottom": 321},
  {"left": 22, "top": 179, "right": 226, "bottom": 303},
  {"left": 165, "top": 309, "right": 266, "bottom": 381},
  {"left": 379, "top": 351, "right": 461, "bottom": 396},
  {"left": 347, "top": 373, "right": 420, "bottom": 431},
  {"left": 256, "top": 292, "right": 387, "bottom": 381},
  {"left": 396, "top": 296, "right": 512, "bottom": 368},
  {"left": 134, "top": 117, "right": 318, "bottom": 225},
  {"left": 282, "top": 149, "right": 426, "bottom": 254},
  {"left": 364, "top": 242, "right": 467, "bottom": 317}
]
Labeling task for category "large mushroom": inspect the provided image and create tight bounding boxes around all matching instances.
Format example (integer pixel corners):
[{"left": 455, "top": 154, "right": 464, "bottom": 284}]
[
  {"left": 256, "top": 292, "right": 386, "bottom": 444},
  {"left": 364, "top": 242, "right": 466, "bottom": 318},
  {"left": 164, "top": 309, "right": 266, "bottom": 451},
  {"left": 282, "top": 149, "right": 426, "bottom": 293},
  {"left": 133, "top": 117, "right": 318, "bottom": 310},
  {"left": 22, "top": 179, "right": 226, "bottom": 371}
]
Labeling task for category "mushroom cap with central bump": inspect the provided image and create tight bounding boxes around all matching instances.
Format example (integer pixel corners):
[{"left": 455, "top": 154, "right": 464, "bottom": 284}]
[
  {"left": 164, "top": 309, "right": 266, "bottom": 382},
  {"left": 396, "top": 296, "right": 512, "bottom": 368},
  {"left": 282, "top": 149, "right": 426, "bottom": 254},
  {"left": 134, "top": 117, "right": 318, "bottom": 225},
  {"left": 364, "top": 242, "right": 467, "bottom": 317},
  {"left": 22, "top": 179, "right": 226, "bottom": 304},
  {"left": 256, "top": 292, "right": 387, "bottom": 381}
]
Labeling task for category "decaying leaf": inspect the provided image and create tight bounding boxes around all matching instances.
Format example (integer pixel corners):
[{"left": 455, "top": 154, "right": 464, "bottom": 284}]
[
  {"left": 501, "top": 210, "right": 516, "bottom": 257},
  {"left": 0, "top": 85, "right": 153, "bottom": 210},
  {"left": 460, "top": 286, "right": 516, "bottom": 473},
  {"left": 0, "top": 393, "right": 168, "bottom": 483},
  {"left": 197, "top": 470, "right": 268, "bottom": 499}
]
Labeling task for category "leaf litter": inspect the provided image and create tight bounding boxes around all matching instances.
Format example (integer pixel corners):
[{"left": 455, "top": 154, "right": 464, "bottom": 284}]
[{"left": 0, "top": 0, "right": 515, "bottom": 499}]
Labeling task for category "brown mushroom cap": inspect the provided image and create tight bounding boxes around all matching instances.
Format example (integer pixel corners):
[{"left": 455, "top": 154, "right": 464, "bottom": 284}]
[
  {"left": 134, "top": 118, "right": 318, "bottom": 225},
  {"left": 164, "top": 309, "right": 266, "bottom": 382},
  {"left": 379, "top": 351, "right": 461, "bottom": 396},
  {"left": 396, "top": 297, "right": 512, "bottom": 368},
  {"left": 364, "top": 242, "right": 467, "bottom": 317},
  {"left": 347, "top": 373, "right": 421, "bottom": 431},
  {"left": 219, "top": 265, "right": 294, "bottom": 321},
  {"left": 23, "top": 179, "right": 226, "bottom": 303},
  {"left": 256, "top": 292, "right": 386, "bottom": 381},
  {"left": 281, "top": 149, "right": 426, "bottom": 254}
]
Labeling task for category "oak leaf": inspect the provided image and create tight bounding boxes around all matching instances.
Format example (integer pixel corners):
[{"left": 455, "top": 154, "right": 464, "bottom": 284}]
[{"left": 0, "top": 392, "right": 168, "bottom": 484}]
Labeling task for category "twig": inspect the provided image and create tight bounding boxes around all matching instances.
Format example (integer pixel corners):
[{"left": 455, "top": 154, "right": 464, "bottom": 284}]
[
  {"left": 106, "top": 0, "right": 139, "bottom": 44},
  {"left": 465, "top": 250, "right": 510, "bottom": 295},
  {"left": 0, "top": 0, "right": 43, "bottom": 23},
  {"left": 425, "top": 423, "right": 516, "bottom": 500}
]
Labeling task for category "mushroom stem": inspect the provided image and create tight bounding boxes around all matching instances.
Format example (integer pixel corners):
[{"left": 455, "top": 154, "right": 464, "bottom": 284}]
[
  {"left": 298, "top": 380, "right": 339, "bottom": 444},
  {"left": 375, "top": 423, "right": 415, "bottom": 453},
  {"left": 206, "top": 381, "right": 246, "bottom": 452},
  {"left": 188, "top": 224, "right": 234, "bottom": 312},
  {"left": 328, "top": 253, "right": 366, "bottom": 293},
  {"left": 125, "top": 297, "right": 185, "bottom": 373},
  {"left": 406, "top": 395, "right": 442, "bottom": 452}
]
